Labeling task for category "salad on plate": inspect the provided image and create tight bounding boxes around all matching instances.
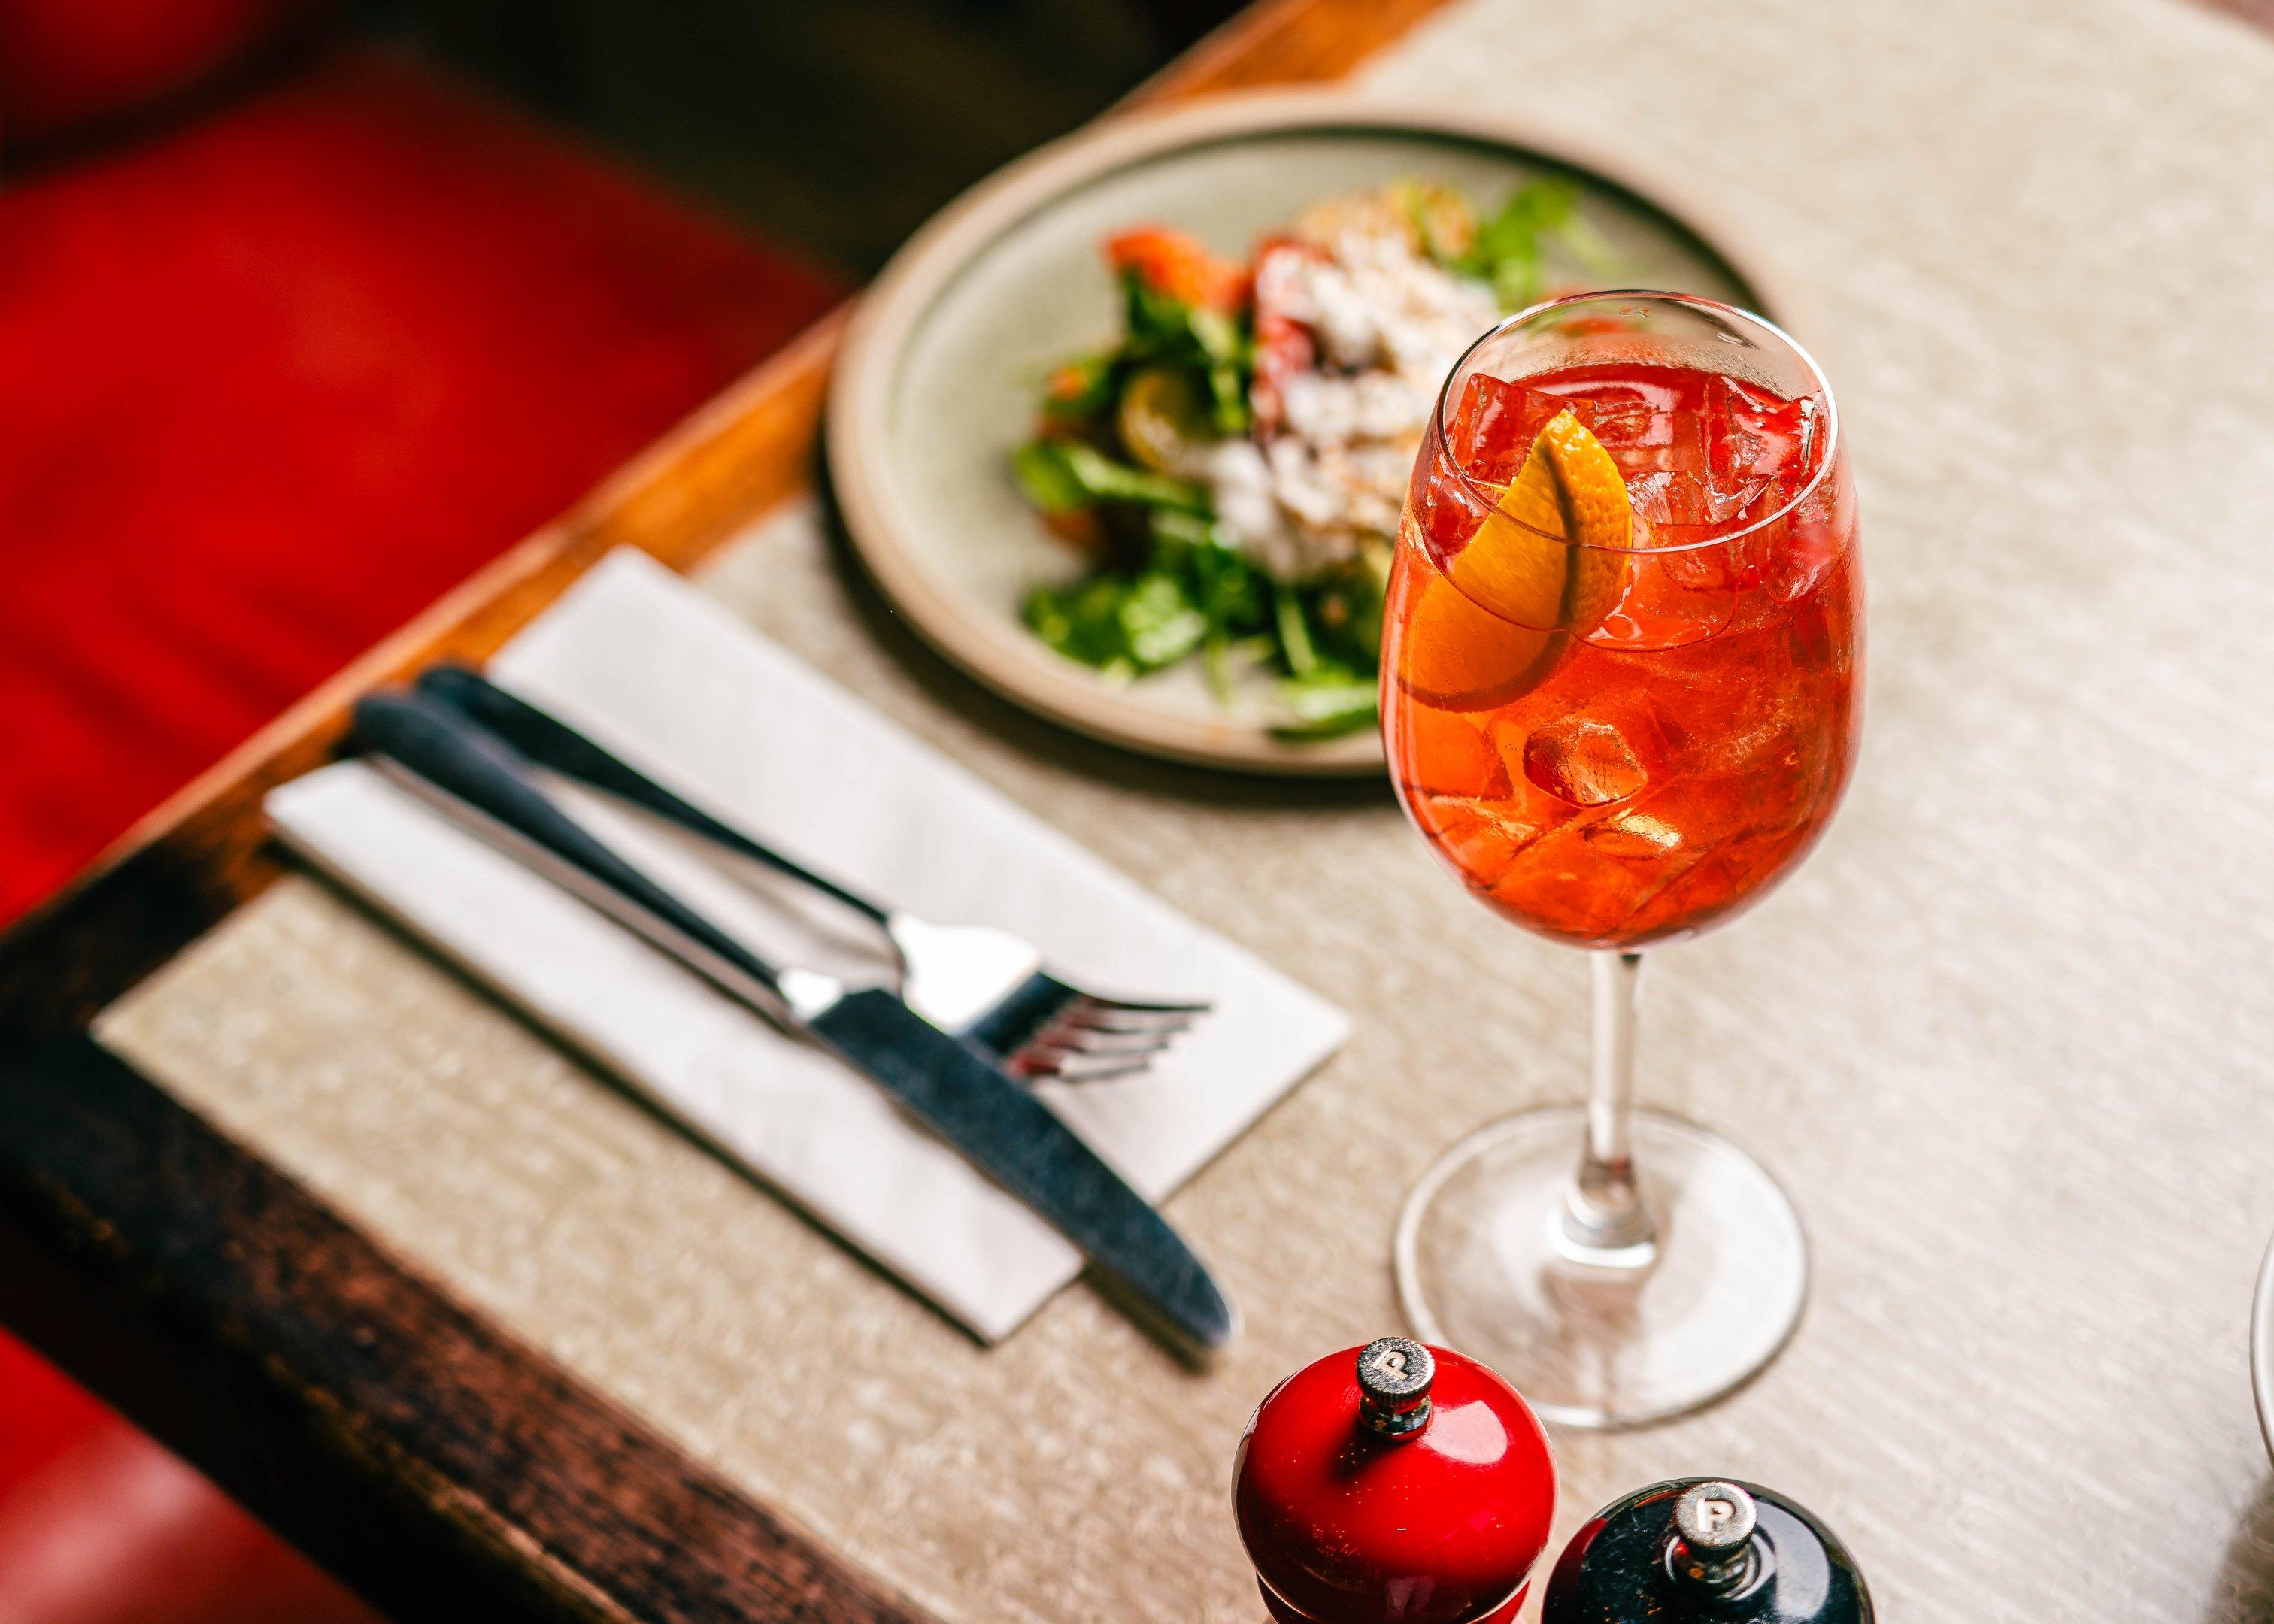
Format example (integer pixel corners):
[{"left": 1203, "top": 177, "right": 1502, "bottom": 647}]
[{"left": 1011, "top": 178, "right": 1613, "bottom": 741}]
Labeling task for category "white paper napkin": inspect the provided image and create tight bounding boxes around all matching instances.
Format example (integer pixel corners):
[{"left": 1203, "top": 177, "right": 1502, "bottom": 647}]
[{"left": 266, "top": 550, "right": 1348, "bottom": 1341}]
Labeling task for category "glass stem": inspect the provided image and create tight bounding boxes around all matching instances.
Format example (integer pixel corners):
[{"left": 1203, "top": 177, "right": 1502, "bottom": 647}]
[{"left": 1564, "top": 950, "right": 1657, "bottom": 1256}]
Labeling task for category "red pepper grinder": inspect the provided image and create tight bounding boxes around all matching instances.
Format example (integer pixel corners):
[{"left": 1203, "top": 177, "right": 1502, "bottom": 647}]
[{"left": 1233, "top": 1337, "right": 1557, "bottom": 1624}]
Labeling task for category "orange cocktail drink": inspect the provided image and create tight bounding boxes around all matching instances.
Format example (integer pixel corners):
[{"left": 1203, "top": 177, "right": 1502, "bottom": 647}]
[
  {"left": 1384, "top": 358, "right": 1861, "bottom": 947},
  {"left": 1381, "top": 292, "right": 1862, "bottom": 1432}
]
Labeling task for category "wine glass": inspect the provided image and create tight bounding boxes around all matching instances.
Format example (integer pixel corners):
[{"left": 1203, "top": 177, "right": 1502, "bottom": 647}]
[{"left": 1381, "top": 292, "right": 1863, "bottom": 1428}]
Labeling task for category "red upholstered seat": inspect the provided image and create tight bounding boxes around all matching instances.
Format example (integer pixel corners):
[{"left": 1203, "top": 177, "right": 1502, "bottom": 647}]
[
  {"left": 0, "top": 47, "right": 844, "bottom": 926},
  {"left": 0, "top": 24, "right": 843, "bottom": 1622},
  {"left": 0, "top": 1326, "right": 392, "bottom": 1624}
]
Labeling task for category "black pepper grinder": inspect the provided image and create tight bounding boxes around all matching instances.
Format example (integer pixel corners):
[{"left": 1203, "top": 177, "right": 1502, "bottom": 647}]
[{"left": 1542, "top": 1479, "right": 1872, "bottom": 1623}]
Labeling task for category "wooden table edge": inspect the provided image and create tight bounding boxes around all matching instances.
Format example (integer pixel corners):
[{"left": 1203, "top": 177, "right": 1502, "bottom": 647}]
[{"left": 0, "top": 4, "right": 1456, "bottom": 1622}]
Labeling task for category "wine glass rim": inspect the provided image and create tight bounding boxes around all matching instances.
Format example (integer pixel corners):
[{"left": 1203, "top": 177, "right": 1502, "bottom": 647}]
[{"left": 1427, "top": 289, "right": 1841, "bottom": 555}]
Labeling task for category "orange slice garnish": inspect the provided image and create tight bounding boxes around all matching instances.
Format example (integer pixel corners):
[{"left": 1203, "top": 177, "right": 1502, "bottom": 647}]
[
  {"left": 1396, "top": 409, "right": 1636, "bottom": 710},
  {"left": 1395, "top": 568, "right": 1561, "bottom": 711},
  {"left": 1456, "top": 408, "right": 1633, "bottom": 629}
]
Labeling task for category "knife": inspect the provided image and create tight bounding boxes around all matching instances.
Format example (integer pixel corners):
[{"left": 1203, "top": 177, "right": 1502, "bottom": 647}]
[{"left": 347, "top": 688, "right": 1237, "bottom": 1353}]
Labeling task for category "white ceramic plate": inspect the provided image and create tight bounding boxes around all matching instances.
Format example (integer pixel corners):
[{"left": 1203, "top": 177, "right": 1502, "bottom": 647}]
[{"left": 827, "top": 89, "right": 1790, "bottom": 775}]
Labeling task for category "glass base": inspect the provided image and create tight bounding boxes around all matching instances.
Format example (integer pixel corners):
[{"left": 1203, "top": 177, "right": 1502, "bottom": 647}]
[{"left": 1395, "top": 1106, "right": 1807, "bottom": 1430}]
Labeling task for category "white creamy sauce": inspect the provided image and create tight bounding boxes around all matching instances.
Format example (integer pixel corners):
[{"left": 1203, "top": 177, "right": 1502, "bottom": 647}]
[{"left": 1199, "top": 216, "right": 1497, "bottom": 579}]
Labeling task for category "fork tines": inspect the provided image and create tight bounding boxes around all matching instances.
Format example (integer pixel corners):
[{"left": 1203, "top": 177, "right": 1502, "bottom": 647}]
[{"left": 969, "top": 974, "right": 1210, "bottom": 1083}]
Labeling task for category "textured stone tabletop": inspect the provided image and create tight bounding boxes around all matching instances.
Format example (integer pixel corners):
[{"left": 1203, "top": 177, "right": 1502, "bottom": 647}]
[{"left": 100, "top": 1, "right": 2274, "bottom": 1618}]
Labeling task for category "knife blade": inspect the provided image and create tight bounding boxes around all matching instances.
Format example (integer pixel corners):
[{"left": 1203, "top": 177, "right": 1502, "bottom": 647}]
[
  {"left": 805, "top": 987, "right": 1235, "bottom": 1351},
  {"left": 350, "top": 689, "right": 1237, "bottom": 1353}
]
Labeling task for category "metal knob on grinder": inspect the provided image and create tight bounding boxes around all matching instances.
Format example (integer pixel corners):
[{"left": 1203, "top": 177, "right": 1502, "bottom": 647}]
[
  {"left": 1542, "top": 1477, "right": 1874, "bottom": 1624},
  {"left": 1233, "top": 1338, "right": 1556, "bottom": 1624}
]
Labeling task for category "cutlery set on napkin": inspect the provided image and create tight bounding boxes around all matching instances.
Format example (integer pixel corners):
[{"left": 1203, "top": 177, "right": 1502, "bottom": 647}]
[{"left": 269, "top": 552, "right": 1347, "bottom": 1348}]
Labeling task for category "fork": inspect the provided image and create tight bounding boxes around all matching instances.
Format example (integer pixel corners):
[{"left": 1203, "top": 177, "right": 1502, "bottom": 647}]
[{"left": 414, "top": 663, "right": 1209, "bottom": 1083}]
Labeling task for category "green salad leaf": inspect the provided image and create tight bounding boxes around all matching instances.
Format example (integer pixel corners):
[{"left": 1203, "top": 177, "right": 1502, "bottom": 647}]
[
  {"left": 1012, "top": 439, "right": 1209, "bottom": 514},
  {"left": 1273, "top": 582, "right": 1320, "bottom": 678},
  {"left": 1271, "top": 665, "right": 1380, "bottom": 741},
  {"left": 1023, "top": 570, "right": 1207, "bottom": 680},
  {"left": 1457, "top": 177, "right": 1596, "bottom": 308},
  {"left": 1026, "top": 517, "right": 1384, "bottom": 740},
  {"left": 1023, "top": 511, "right": 1279, "bottom": 692},
  {"left": 1120, "top": 274, "right": 1252, "bottom": 435}
]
